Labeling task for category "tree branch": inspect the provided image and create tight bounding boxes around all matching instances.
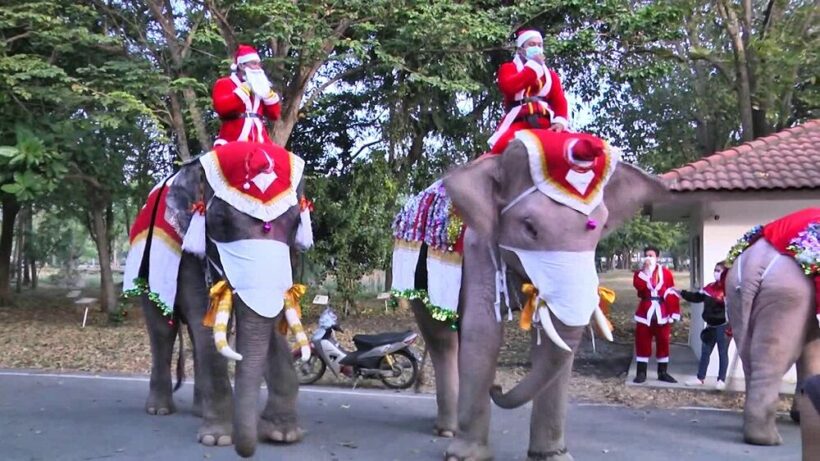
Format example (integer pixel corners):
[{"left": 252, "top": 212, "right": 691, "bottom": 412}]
[{"left": 303, "top": 65, "right": 366, "bottom": 109}]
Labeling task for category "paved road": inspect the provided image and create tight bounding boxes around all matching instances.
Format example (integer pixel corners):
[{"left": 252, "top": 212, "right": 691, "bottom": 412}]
[{"left": 0, "top": 370, "right": 800, "bottom": 460}]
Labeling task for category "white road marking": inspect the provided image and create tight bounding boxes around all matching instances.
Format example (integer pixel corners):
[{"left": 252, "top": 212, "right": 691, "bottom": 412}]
[{"left": 0, "top": 370, "right": 435, "bottom": 400}]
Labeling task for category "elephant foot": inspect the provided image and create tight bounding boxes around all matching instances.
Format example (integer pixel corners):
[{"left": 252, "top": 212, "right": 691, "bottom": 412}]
[
  {"left": 790, "top": 407, "right": 801, "bottom": 424},
  {"left": 743, "top": 421, "right": 783, "bottom": 446},
  {"left": 445, "top": 437, "right": 493, "bottom": 461},
  {"left": 145, "top": 392, "right": 175, "bottom": 416},
  {"left": 435, "top": 422, "right": 456, "bottom": 438},
  {"left": 198, "top": 420, "right": 233, "bottom": 447},
  {"left": 259, "top": 415, "right": 304, "bottom": 444},
  {"left": 527, "top": 448, "right": 574, "bottom": 461}
]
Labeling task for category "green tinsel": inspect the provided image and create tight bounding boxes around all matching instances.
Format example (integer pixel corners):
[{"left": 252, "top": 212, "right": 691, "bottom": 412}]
[
  {"left": 390, "top": 288, "right": 458, "bottom": 330},
  {"left": 122, "top": 277, "right": 173, "bottom": 317},
  {"left": 724, "top": 225, "right": 763, "bottom": 268}
]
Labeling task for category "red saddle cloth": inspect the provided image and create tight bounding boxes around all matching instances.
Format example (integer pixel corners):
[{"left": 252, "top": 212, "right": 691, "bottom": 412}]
[
  {"left": 513, "top": 129, "right": 618, "bottom": 216},
  {"left": 200, "top": 141, "right": 304, "bottom": 222}
]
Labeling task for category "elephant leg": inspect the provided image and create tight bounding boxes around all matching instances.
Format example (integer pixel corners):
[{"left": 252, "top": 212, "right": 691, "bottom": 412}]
[
  {"left": 798, "top": 326, "right": 820, "bottom": 461},
  {"left": 741, "top": 257, "right": 811, "bottom": 445},
  {"left": 260, "top": 328, "right": 304, "bottom": 444},
  {"left": 141, "top": 295, "right": 179, "bottom": 416},
  {"left": 792, "top": 360, "right": 804, "bottom": 423},
  {"left": 446, "top": 230, "right": 500, "bottom": 461},
  {"left": 526, "top": 324, "right": 585, "bottom": 461},
  {"left": 177, "top": 254, "right": 233, "bottom": 446},
  {"left": 233, "top": 303, "right": 276, "bottom": 458},
  {"left": 409, "top": 298, "right": 459, "bottom": 437}
]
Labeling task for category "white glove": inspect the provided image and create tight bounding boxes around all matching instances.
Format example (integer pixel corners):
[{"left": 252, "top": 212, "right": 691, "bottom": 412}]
[{"left": 245, "top": 68, "right": 272, "bottom": 99}]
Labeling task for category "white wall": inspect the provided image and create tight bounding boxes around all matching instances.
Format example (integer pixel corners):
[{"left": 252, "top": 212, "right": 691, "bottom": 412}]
[{"left": 689, "top": 198, "right": 817, "bottom": 383}]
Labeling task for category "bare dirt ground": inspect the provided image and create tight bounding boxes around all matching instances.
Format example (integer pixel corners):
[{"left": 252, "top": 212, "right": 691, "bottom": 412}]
[{"left": 0, "top": 270, "right": 792, "bottom": 412}]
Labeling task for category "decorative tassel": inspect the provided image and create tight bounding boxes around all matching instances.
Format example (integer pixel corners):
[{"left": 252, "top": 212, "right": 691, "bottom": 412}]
[
  {"left": 520, "top": 283, "right": 538, "bottom": 331},
  {"left": 280, "top": 284, "right": 311, "bottom": 361},
  {"left": 182, "top": 202, "right": 206, "bottom": 258},
  {"left": 207, "top": 280, "right": 242, "bottom": 361}
]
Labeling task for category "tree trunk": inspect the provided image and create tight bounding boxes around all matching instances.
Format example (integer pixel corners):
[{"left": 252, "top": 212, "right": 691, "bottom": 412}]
[
  {"left": 717, "top": 0, "right": 755, "bottom": 141},
  {"left": 168, "top": 91, "right": 192, "bottom": 161},
  {"left": 89, "top": 202, "right": 117, "bottom": 314},
  {"left": 14, "top": 207, "right": 26, "bottom": 293},
  {"left": 29, "top": 253, "right": 37, "bottom": 289},
  {"left": 1, "top": 197, "right": 19, "bottom": 304}
]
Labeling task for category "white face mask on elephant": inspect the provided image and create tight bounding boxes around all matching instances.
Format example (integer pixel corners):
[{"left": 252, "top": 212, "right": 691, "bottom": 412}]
[
  {"left": 500, "top": 246, "right": 607, "bottom": 351},
  {"left": 213, "top": 239, "right": 293, "bottom": 318}
]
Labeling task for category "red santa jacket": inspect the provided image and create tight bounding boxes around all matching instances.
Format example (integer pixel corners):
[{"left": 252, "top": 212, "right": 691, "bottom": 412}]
[
  {"left": 212, "top": 74, "right": 281, "bottom": 146},
  {"left": 633, "top": 265, "right": 681, "bottom": 325},
  {"left": 488, "top": 55, "right": 569, "bottom": 153}
]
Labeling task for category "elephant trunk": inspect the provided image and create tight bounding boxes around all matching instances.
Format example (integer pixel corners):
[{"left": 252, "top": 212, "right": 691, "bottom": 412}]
[
  {"left": 490, "top": 311, "right": 574, "bottom": 409},
  {"left": 233, "top": 303, "right": 274, "bottom": 458}
]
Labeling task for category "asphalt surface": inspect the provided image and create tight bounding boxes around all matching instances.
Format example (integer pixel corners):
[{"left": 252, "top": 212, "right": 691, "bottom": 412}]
[{"left": 0, "top": 370, "right": 800, "bottom": 460}]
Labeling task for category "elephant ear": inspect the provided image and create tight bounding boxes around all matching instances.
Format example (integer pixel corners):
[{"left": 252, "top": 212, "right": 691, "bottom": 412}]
[
  {"left": 165, "top": 160, "right": 204, "bottom": 237},
  {"left": 443, "top": 155, "right": 502, "bottom": 241},
  {"left": 602, "top": 162, "right": 669, "bottom": 237}
]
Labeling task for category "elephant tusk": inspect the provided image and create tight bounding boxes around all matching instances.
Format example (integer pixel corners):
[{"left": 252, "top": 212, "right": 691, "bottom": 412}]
[
  {"left": 538, "top": 306, "right": 571, "bottom": 352},
  {"left": 593, "top": 306, "right": 614, "bottom": 342}
]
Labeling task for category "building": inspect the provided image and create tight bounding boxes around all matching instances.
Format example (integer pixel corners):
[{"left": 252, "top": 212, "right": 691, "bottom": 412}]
[{"left": 650, "top": 120, "right": 820, "bottom": 387}]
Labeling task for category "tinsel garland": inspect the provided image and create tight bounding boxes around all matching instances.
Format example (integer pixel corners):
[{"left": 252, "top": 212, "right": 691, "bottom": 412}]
[
  {"left": 725, "top": 225, "right": 764, "bottom": 268},
  {"left": 390, "top": 288, "right": 458, "bottom": 330},
  {"left": 122, "top": 277, "right": 173, "bottom": 318},
  {"left": 392, "top": 181, "right": 464, "bottom": 252},
  {"left": 786, "top": 222, "right": 819, "bottom": 276}
]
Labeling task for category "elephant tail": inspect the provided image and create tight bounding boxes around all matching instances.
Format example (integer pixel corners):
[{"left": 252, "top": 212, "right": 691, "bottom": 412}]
[{"left": 173, "top": 325, "right": 185, "bottom": 392}]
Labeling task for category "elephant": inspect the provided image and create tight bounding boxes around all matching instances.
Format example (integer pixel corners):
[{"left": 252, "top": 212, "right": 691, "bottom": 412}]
[
  {"left": 724, "top": 210, "right": 819, "bottom": 460},
  {"left": 398, "top": 131, "right": 669, "bottom": 461},
  {"left": 123, "top": 141, "right": 312, "bottom": 458}
]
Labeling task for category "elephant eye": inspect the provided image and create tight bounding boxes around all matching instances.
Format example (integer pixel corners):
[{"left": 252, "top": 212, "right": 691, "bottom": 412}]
[{"left": 523, "top": 218, "right": 538, "bottom": 238}]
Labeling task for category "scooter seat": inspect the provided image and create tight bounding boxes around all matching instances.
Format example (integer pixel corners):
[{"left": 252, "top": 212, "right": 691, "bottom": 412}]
[{"left": 353, "top": 331, "right": 414, "bottom": 350}]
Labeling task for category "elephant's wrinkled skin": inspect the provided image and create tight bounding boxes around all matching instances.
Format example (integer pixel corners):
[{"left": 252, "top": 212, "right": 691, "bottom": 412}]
[
  {"left": 141, "top": 158, "right": 305, "bottom": 458},
  {"left": 725, "top": 238, "right": 820, "bottom": 460},
  {"left": 408, "top": 140, "right": 668, "bottom": 461}
]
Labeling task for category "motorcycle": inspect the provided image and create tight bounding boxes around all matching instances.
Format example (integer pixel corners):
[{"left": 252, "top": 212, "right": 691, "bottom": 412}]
[{"left": 292, "top": 307, "right": 420, "bottom": 389}]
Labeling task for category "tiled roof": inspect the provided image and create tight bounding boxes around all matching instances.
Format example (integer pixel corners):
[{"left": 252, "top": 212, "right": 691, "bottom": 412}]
[{"left": 662, "top": 119, "right": 820, "bottom": 192}]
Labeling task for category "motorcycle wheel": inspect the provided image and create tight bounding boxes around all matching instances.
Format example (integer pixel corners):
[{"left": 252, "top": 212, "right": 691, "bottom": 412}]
[
  {"left": 379, "top": 350, "right": 418, "bottom": 389},
  {"left": 294, "top": 354, "right": 326, "bottom": 385}
]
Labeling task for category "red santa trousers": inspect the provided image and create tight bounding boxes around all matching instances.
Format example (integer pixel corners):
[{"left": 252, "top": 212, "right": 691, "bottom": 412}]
[{"left": 635, "top": 317, "right": 671, "bottom": 363}]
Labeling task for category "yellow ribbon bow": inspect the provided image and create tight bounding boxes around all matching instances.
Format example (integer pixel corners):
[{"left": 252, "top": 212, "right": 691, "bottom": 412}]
[
  {"left": 595, "top": 285, "right": 616, "bottom": 336},
  {"left": 278, "top": 284, "right": 308, "bottom": 335},
  {"left": 520, "top": 283, "right": 540, "bottom": 331},
  {"left": 204, "top": 280, "right": 231, "bottom": 328}
]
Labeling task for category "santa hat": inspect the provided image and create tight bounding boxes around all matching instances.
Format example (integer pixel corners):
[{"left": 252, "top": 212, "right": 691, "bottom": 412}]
[
  {"left": 230, "top": 44, "right": 261, "bottom": 72},
  {"left": 515, "top": 29, "right": 543, "bottom": 48}
]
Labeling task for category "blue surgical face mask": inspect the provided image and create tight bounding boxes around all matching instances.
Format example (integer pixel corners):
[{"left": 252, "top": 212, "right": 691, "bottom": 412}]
[{"left": 525, "top": 46, "right": 543, "bottom": 60}]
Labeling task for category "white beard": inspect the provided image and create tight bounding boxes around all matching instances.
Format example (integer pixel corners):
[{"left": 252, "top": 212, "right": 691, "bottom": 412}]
[{"left": 244, "top": 68, "right": 272, "bottom": 99}]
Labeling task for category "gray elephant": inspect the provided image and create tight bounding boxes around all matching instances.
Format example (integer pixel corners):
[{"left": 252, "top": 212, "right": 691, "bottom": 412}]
[
  {"left": 724, "top": 208, "right": 819, "bottom": 460},
  {"left": 123, "top": 141, "right": 313, "bottom": 458},
  {"left": 393, "top": 130, "right": 668, "bottom": 460}
]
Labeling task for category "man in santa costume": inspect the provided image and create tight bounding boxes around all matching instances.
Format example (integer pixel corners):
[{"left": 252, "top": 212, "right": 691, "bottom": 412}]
[
  {"left": 487, "top": 28, "right": 570, "bottom": 154},
  {"left": 633, "top": 246, "right": 681, "bottom": 384},
  {"left": 212, "top": 44, "right": 281, "bottom": 146}
]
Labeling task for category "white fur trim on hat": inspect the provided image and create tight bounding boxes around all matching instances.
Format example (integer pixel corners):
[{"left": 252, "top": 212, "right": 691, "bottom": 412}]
[
  {"left": 236, "top": 53, "right": 261, "bottom": 65},
  {"left": 516, "top": 30, "right": 543, "bottom": 48}
]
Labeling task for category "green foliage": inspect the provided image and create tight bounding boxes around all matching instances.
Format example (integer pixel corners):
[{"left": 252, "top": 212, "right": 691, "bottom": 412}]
[
  {"left": 308, "top": 158, "right": 399, "bottom": 309},
  {"left": 597, "top": 214, "right": 688, "bottom": 269},
  {"left": 0, "top": 128, "right": 66, "bottom": 201}
]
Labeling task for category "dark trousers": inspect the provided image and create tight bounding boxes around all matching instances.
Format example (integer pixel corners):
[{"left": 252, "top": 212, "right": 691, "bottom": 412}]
[{"left": 697, "top": 324, "right": 729, "bottom": 381}]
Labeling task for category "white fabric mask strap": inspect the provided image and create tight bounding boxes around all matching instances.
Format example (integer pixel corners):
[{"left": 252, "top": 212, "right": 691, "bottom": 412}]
[
  {"left": 488, "top": 244, "right": 503, "bottom": 322},
  {"left": 501, "top": 185, "right": 538, "bottom": 215}
]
